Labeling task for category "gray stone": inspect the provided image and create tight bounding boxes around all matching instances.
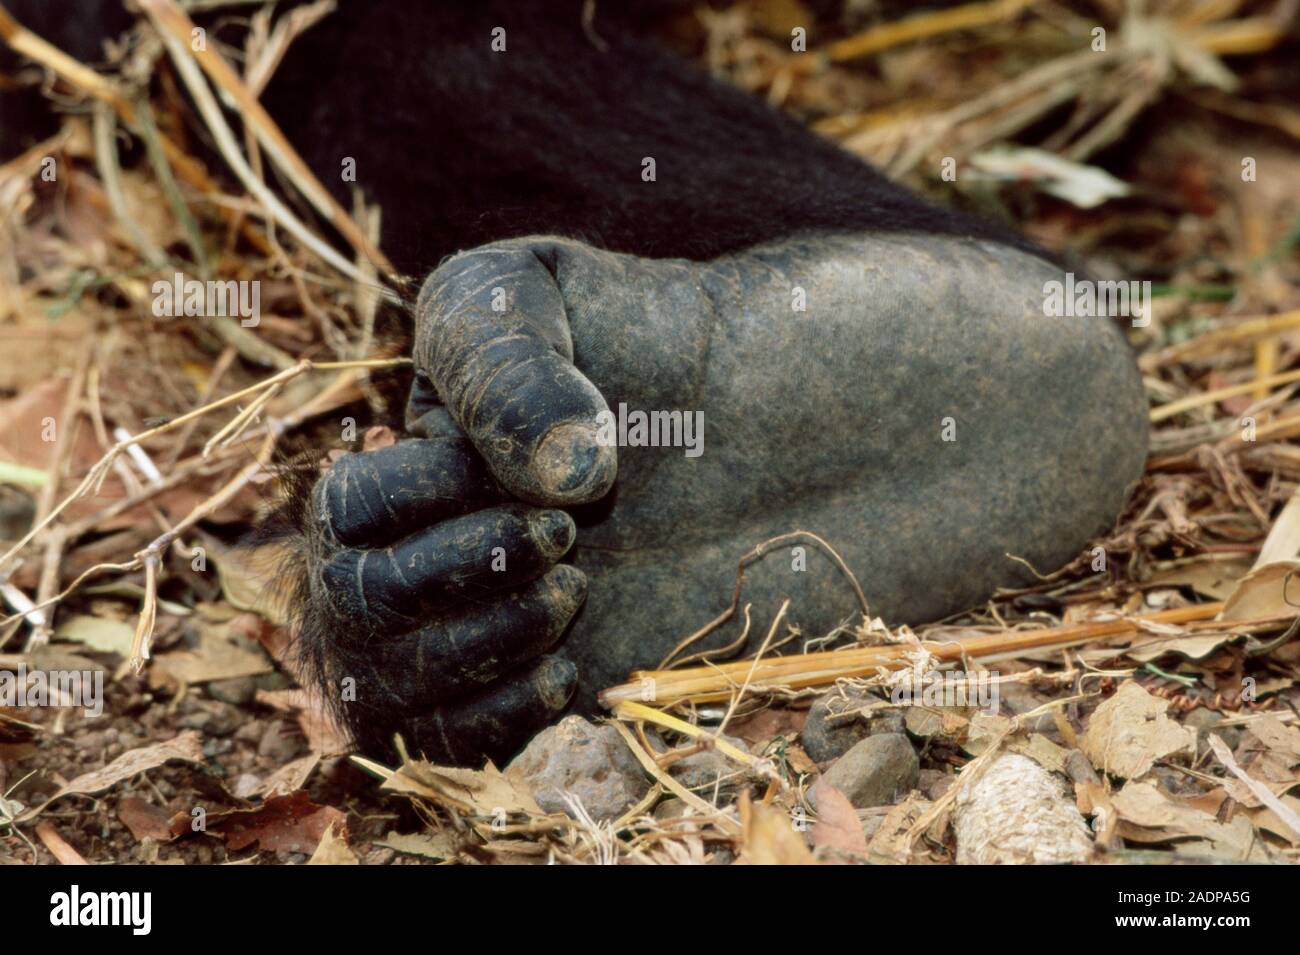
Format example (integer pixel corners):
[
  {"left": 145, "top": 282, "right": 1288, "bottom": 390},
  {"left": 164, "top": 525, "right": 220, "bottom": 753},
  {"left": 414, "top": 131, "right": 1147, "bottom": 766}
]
[
  {"left": 997, "top": 681, "right": 1063, "bottom": 737},
  {"left": 671, "top": 744, "right": 745, "bottom": 792},
  {"left": 232, "top": 773, "right": 262, "bottom": 799},
  {"left": 918, "top": 768, "right": 955, "bottom": 801},
  {"left": 647, "top": 730, "right": 752, "bottom": 792},
  {"left": 208, "top": 677, "right": 257, "bottom": 706},
  {"left": 653, "top": 797, "right": 689, "bottom": 822},
  {"left": 506, "top": 715, "right": 649, "bottom": 821},
  {"left": 802, "top": 689, "right": 904, "bottom": 763},
  {"left": 1184, "top": 708, "right": 1242, "bottom": 750},
  {"left": 821, "top": 733, "right": 919, "bottom": 808}
]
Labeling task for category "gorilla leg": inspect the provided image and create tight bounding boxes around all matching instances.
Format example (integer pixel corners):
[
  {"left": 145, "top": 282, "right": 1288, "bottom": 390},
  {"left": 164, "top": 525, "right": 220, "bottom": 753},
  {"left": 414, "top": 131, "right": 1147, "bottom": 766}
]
[
  {"left": 260, "top": 0, "right": 1046, "bottom": 270},
  {"left": 1, "top": 1, "right": 1148, "bottom": 763}
]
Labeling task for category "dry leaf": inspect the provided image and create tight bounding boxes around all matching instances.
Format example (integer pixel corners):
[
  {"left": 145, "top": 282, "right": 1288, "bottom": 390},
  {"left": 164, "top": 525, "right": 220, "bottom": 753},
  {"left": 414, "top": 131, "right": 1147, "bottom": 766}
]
[
  {"left": 904, "top": 705, "right": 970, "bottom": 738},
  {"left": 962, "top": 712, "right": 1012, "bottom": 754},
  {"left": 1207, "top": 734, "right": 1300, "bottom": 841},
  {"left": 54, "top": 614, "right": 135, "bottom": 655},
  {"left": 1253, "top": 488, "right": 1300, "bottom": 568},
  {"left": 1009, "top": 733, "right": 1071, "bottom": 774},
  {"left": 1246, "top": 795, "right": 1300, "bottom": 846},
  {"left": 735, "top": 793, "right": 817, "bottom": 865},
  {"left": 210, "top": 791, "right": 345, "bottom": 854},
  {"left": 0, "top": 709, "right": 42, "bottom": 744},
  {"left": 809, "top": 780, "right": 868, "bottom": 856},
  {"left": 152, "top": 623, "right": 272, "bottom": 684},
  {"left": 307, "top": 822, "right": 359, "bottom": 865},
  {"left": 1145, "top": 557, "right": 1253, "bottom": 600},
  {"left": 1221, "top": 560, "right": 1300, "bottom": 621},
  {"left": 1245, "top": 714, "right": 1300, "bottom": 762},
  {"left": 118, "top": 797, "right": 185, "bottom": 843},
  {"left": 865, "top": 792, "right": 932, "bottom": 863},
  {"left": 21, "top": 731, "right": 204, "bottom": 821},
  {"left": 1125, "top": 632, "right": 1234, "bottom": 662},
  {"left": 384, "top": 757, "right": 542, "bottom": 817},
  {"left": 1081, "top": 682, "right": 1196, "bottom": 779},
  {"left": 1111, "top": 779, "right": 1265, "bottom": 861},
  {"left": 203, "top": 536, "right": 297, "bottom": 626},
  {"left": 378, "top": 829, "right": 458, "bottom": 861},
  {"left": 259, "top": 754, "right": 321, "bottom": 798}
]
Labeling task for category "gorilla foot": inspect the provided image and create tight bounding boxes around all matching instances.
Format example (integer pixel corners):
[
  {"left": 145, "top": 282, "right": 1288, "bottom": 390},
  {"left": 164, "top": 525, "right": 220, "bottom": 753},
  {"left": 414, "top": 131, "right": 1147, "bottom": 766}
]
[{"left": 289, "top": 230, "right": 1147, "bottom": 761}]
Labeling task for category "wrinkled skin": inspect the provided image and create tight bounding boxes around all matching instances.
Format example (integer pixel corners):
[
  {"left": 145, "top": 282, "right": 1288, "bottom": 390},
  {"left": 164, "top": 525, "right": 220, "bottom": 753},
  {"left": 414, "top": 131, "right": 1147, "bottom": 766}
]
[{"left": 304, "top": 231, "right": 1147, "bottom": 762}]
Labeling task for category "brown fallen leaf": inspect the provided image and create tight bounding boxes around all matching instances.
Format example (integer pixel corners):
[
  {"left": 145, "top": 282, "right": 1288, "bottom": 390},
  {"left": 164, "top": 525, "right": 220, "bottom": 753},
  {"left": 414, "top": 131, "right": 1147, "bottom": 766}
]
[
  {"left": 0, "top": 709, "right": 42, "bottom": 744},
  {"left": 904, "top": 705, "right": 971, "bottom": 739},
  {"left": 378, "top": 829, "right": 459, "bottom": 862},
  {"left": 0, "top": 377, "right": 256, "bottom": 529},
  {"left": 1247, "top": 795, "right": 1300, "bottom": 846},
  {"left": 1145, "top": 556, "right": 1254, "bottom": 601},
  {"left": 1221, "top": 560, "right": 1300, "bottom": 621},
  {"left": 152, "top": 621, "right": 272, "bottom": 685},
  {"left": 118, "top": 796, "right": 186, "bottom": 843},
  {"left": 1207, "top": 734, "right": 1300, "bottom": 841},
  {"left": 1081, "top": 681, "right": 1196, "bottom": 779},
  {"left": 54, "top": 614, "right": 135, "bottom": 656},
  {"left": 200, "top": 535, "right": 298, "bottom": 627},
  {"left": 256, "top": 754, "right": 321, "bottom": 799},
  {"left": 1246, "top": 713, "right": 1300, "bottom": 762},
  {"left": 865, "top": 792, "right": 933, "bottom": 863},
  {"left": 1111, "top": 779, "right": 1267, "bottom": 861},
  {"left": 725, "top": 706, "right": 807, "bottom": 749},
  {"left": 784, "top": 742, "right": 817, "bottom": 776},
  {"left": 210, "top": 791, "right": 345, "bottom": 854},
  {"left": 1252, "top": 489, "right": 1300, "bottom": 568},
  {"left": 1125, "top": 632, "right": 1235, "bottom": 663},
  {"left": 0, "top": 312, "right": 94, "bottom": 394},
  {"left": 735, "top": 792, "right": 817, "bottom": 865},
  {"left": 809, "top": 780, "right": 868, "bottom": 857},
  {"left": 366, "top": 754, "right": 542, "bottom": 817},
  {"left": 21, "top": 731, "right": 204, "bottom": 822},
  {"left": 1011, "top": 732, "right": 1071, "bottom": 774}
]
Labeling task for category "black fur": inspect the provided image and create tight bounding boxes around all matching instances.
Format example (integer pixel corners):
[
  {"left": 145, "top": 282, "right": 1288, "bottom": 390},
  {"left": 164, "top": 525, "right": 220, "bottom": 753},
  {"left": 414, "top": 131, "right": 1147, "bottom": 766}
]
[{"left": 262, "top": 0, "right": 1040, "bottom": 272}]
